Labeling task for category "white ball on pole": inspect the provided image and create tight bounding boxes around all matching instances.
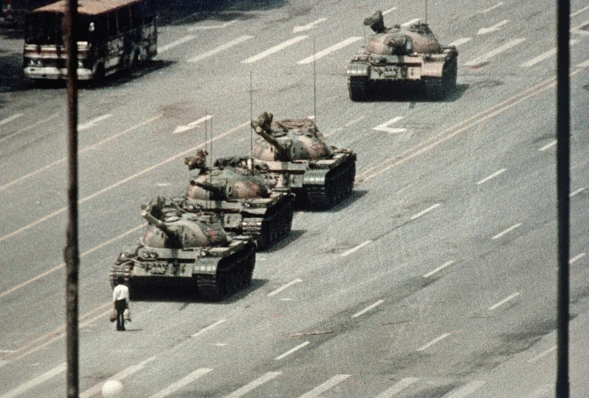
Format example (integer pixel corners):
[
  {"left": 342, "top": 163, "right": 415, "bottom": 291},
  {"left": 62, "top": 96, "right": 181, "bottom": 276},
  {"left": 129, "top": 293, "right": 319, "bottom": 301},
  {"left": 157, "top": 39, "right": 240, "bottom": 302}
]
[{"left": 101, "top": 379, "right": 124, "bottom": 397}]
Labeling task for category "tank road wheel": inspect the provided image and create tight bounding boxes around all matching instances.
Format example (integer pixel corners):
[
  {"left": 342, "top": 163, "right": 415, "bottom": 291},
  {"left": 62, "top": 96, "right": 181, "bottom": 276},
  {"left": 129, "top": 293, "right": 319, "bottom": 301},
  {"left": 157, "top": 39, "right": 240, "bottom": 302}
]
[{"left": 348, "top": 76, "right": 369, "bottom": 101}]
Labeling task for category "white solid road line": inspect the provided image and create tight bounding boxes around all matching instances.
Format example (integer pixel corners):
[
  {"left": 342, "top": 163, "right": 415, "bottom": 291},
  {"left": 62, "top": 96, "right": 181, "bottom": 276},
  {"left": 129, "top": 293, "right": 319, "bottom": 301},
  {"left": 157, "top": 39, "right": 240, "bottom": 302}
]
[
  {"left": 352, "top": 300, "right": 384, "bottom": 318},
  {"left": 242, "top": 36, "right": 307, "bottom": 64},
  {"left": 571, "top": 21, "right": 589, "bottom": 35},
  {"left": 476, "top": 168, "right": 506, "bottom": 185},
  {"left": 188, "top": 20, "right": 237, "bottom": 32},
  {"left": 569, "top": 253, "right": 586, "bottom": 264},
  {"left": 78, "top": 114, "right": 113, "bottom": 131},
  {"left": 539, "top": 140, "right": 557, "bottom": 151},
  {"left": 571, "top": 5, "right": 589, "bottom": 16},
  {"left": 297, "top": 37, "right": 362, "bottom": 64},
  {"left": 267, "top": 279, "right": 303, "bottom": 296},
  {"left": 173, "top": 114, "right": 213, "bottom": 134},
  {"left": 0, "top": 363, "right": 66, "bottom": 398},
  {"left": 423, "top": 260, "right": 455, "bottom": 278},
  {"left": 488, "top": 292, "right": 520, "bottom": 310},
  {"left": 465, "top": 38, "right": 526, "bottom": 66},
  {"left": 223, "top": 372, "right": 282, "bottom": 398},
  {"left": 520, "top": 40, "right": 579, "bottom": 67},
  {"left": 444, "top": 380, "right": 486, "bottom": 398},
  {"left": 410, "top": 204, "right": 440, "bottom": 220},
  {"left": 192, "top": 319, "right": 226, "bottom": 338},
  {"left": 0, "top": 113, "right": 59, "bottom": 145},
  {"left": 373, "top": 377, "right": 419, "bottom": 398},
  {"left": 401, "top": 18, "right": 420, "bottom": 27},
  {"left": 570, "top": 188, "right": 585, "bottom": 197},
  {"left": 341, "top": 240, "right": 373, "bottom": 257},
  {"left": 188, "top": 35, "right": 254, "bottom": 63},
  {"left": 148, "top": 368, "right": 212, "bottom": 398},
  {"left": 492, "top": 223, "right": 522, "bottom": 240},
  {"left": 576, "top": 58, "right": 589, "bottom": 68},
  {"left": 158, "top": 35, "right": 197, "bottom": 53},
  {"left": 383, "top": 7, "right": 397, "bottom": 15},
  {"left": 296, "top": 374, "right": 351, "bottom": 398},
  {"left": 448, "top": 38, "right": 472, "bottom": 47},
  {"left": 417, "top": 333, "right": 451, "bottom": 351},
  {"left": 80, "top": 357, "right": 156, "bottom": 398},
  {"left": 0, "top": 113, "right": 23, "bottom": 127},
  {"left": 275, "top": 341, "right": 310, "bottom": 360}
]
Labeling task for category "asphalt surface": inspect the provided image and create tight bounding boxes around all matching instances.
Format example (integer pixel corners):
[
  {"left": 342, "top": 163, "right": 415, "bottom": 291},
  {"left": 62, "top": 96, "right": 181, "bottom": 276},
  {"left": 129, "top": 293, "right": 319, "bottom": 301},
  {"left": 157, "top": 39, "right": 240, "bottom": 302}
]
[{"left": 1, "top": 0, "right": 589, "bottom": 397}]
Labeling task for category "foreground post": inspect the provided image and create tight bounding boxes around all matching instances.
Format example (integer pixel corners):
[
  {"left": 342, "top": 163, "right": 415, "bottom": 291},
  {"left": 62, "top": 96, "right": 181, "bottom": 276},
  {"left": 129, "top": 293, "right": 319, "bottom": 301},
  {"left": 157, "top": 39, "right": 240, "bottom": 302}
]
[{"left": 64, "top": 0, "right": 79, "bottom": 396}]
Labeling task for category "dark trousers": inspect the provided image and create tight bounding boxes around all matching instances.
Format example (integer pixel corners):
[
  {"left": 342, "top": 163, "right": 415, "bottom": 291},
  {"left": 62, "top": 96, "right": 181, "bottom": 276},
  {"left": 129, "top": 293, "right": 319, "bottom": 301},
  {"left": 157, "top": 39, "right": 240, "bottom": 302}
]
[{"left": 115, "top": 299, "right": 127, "bottom": 330}]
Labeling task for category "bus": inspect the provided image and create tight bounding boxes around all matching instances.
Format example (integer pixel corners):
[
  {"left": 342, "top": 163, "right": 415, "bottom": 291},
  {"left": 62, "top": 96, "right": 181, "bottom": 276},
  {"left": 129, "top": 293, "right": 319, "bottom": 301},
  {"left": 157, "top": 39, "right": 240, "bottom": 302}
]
[{"left": 23, "top": 0, "right": 157, "bottom": 81}]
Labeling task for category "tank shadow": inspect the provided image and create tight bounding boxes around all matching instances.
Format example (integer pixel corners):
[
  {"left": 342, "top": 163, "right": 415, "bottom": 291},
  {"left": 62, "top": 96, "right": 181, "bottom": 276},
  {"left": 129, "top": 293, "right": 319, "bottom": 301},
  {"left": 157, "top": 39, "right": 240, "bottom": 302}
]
[
  {"left": 130, "top": 277, "right": 267, "bottom": 303},
  {"left": 298, "top": 189, "right": 367, "bottom": 213},
  {"left": 362, "top": 82, "right": 468, "bottom": 103},
  {"left": 262, "top": 229, "right": 306, "bottom": 252}
]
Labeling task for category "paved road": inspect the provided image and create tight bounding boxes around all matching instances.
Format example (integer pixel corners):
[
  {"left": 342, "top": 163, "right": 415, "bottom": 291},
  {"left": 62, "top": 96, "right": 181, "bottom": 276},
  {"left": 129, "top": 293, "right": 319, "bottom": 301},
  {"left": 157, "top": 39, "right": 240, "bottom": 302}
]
[{"left": 1, "top": 0, "right": 589, "bottom": 397}]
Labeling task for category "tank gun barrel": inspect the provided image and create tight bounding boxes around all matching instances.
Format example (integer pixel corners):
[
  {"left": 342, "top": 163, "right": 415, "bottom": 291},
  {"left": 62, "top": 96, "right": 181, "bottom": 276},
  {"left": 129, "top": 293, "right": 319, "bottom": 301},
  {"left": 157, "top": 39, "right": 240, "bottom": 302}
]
[
  {"left": 193, "top": 181, "right": 225, "bottom": 199},
  {"left": 141, "top": 210, "right": 175, "bottom": 238}
]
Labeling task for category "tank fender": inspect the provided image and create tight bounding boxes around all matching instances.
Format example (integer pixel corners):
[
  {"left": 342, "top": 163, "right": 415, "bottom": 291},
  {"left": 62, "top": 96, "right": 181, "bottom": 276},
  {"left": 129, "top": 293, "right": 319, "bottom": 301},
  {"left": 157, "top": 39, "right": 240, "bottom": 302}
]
[
  {"left": 421, "top": 61, "right": 444, "bottom": 77},
  {"left": 347, "top": 63, "right": 370, "bottom": 77},
  {"left": 303, "top": 169, "right": 328, "bottom": 186}
]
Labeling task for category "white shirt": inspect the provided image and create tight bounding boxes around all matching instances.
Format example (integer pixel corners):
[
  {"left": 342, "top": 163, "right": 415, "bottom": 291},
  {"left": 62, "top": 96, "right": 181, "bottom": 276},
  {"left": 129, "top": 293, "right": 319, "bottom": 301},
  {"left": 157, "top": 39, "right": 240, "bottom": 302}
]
[{"left": 112, "top": 284, "right": 129, "bottom": 303}]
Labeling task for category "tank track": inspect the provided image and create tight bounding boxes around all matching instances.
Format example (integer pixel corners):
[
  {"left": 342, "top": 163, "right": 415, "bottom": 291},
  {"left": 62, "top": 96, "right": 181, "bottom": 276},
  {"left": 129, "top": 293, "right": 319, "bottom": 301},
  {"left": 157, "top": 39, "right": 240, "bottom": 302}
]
[
  {"left": 195, "top": 242, "right": 256, "bottom": 301},
  {"left": 241, "top": 196, "right": 294, "bottom": 250},
  {"left": 109, "top": 262, "right": 133, "bottom": 289},
  {"left": 348, "top": 76, "right": 369, "bottom": 101},
  {"left": 305, "top": 159, "right": 356, "bottom": 209}
]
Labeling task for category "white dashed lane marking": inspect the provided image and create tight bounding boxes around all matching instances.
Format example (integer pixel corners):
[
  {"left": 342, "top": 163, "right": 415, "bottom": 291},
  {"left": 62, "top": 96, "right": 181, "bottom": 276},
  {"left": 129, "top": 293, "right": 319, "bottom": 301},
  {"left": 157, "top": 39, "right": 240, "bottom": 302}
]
[
  {"left": 188, "top": 35, "right": 254, "bottom": 63},
  {"left": 242, "top": 36, "right": 307, "bottom": 64},
  {"left": 297, "top": 37, "right": 362, "bottom": 64},
  {"left": 465, "top": 38, "right": 526, "bottom": 67}
]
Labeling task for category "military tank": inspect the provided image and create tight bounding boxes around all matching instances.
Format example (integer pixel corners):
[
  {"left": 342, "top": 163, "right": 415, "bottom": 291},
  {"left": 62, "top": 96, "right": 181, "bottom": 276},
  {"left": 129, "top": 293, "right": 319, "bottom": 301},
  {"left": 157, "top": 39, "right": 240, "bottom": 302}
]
[
  {"left": 250, "top": 112, "right": 356, "bottom": 210},
  {"left": 109, "top": 197, "right": 256, "bottom": 301},
  {"left": 179, "top": 153, "right": 295, "bottom": 250},
  {"left": 347, "top": 11, "right": 458, "bottom": 100}
]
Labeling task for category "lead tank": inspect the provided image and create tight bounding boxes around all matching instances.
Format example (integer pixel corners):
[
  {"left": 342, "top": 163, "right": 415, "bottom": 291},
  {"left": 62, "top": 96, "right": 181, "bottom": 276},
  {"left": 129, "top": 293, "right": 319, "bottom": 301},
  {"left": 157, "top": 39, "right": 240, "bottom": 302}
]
[
  {"left": 347, "top": 11, "right": 458, "bottom": 100},
  {"left": 179, "top": 153, "right": 295, "bottom": 250},
  {"left": 109, "top": 197, "right": 256, "bottom": 300},
  {"left": 250, "top": 112, "right": 356, "bottom": 209}
]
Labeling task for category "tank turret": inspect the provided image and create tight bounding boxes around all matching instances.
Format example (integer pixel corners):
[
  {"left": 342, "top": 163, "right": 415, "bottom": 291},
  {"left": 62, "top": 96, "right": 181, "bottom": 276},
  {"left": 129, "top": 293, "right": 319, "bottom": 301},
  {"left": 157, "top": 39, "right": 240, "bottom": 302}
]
[
  {"left": 347, "top": 10, "right": 458, "bottom": 100},
  {"left": 140, "top": 198, "right": 229, "bottom": 249},
  {"left": 251, "top": 112, "right": 333, "bottom": 162}
]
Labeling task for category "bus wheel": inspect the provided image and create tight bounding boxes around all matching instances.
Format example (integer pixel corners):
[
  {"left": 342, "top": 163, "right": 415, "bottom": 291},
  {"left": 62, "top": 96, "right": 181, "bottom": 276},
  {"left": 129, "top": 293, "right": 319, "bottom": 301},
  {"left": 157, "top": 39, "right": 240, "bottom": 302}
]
[{"left": 93, "top": 63, "right": 105, "bottom": 83}]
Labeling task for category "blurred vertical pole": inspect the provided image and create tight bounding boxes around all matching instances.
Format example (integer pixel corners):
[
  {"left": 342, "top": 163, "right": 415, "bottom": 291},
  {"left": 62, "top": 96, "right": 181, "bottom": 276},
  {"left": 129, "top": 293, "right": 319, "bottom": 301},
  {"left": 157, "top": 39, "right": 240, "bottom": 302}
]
[
  {"left": 556, "top": 0, "right": 570, "bottom": 397},
  {"left": 63, "top": 0, "right": 79, "bottom": 396}
]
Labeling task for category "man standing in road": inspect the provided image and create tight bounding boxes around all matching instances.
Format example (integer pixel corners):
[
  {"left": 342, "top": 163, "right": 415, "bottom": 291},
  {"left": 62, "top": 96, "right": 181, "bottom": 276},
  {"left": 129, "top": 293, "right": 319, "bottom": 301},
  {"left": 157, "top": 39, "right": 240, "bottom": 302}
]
[{"left": 112, "top": 277, "right": 130, "bottom": 331}]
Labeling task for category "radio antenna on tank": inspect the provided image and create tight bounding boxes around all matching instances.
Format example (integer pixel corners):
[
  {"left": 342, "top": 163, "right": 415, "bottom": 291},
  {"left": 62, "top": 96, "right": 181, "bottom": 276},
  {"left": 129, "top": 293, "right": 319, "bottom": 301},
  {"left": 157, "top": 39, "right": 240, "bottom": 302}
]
[
  {"left": 250, "top": 69, "right": 254, "bottom": 155},
  {"left": 425, "top": 0, "right": 428, "bottom": 24},
  {"left": 313, "top": 36, "right": 317, "bottom": 128}
]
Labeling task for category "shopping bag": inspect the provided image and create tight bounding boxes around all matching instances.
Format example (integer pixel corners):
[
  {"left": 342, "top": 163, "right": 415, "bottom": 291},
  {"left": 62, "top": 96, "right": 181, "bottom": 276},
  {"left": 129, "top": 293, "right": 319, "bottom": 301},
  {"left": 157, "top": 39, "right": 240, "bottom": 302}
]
[
  {"left": 109, "top": 309, "right": 116, "bottom": 323},
  {"left": 123, "top": 308, "right": 131, "bottom": 322}
]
